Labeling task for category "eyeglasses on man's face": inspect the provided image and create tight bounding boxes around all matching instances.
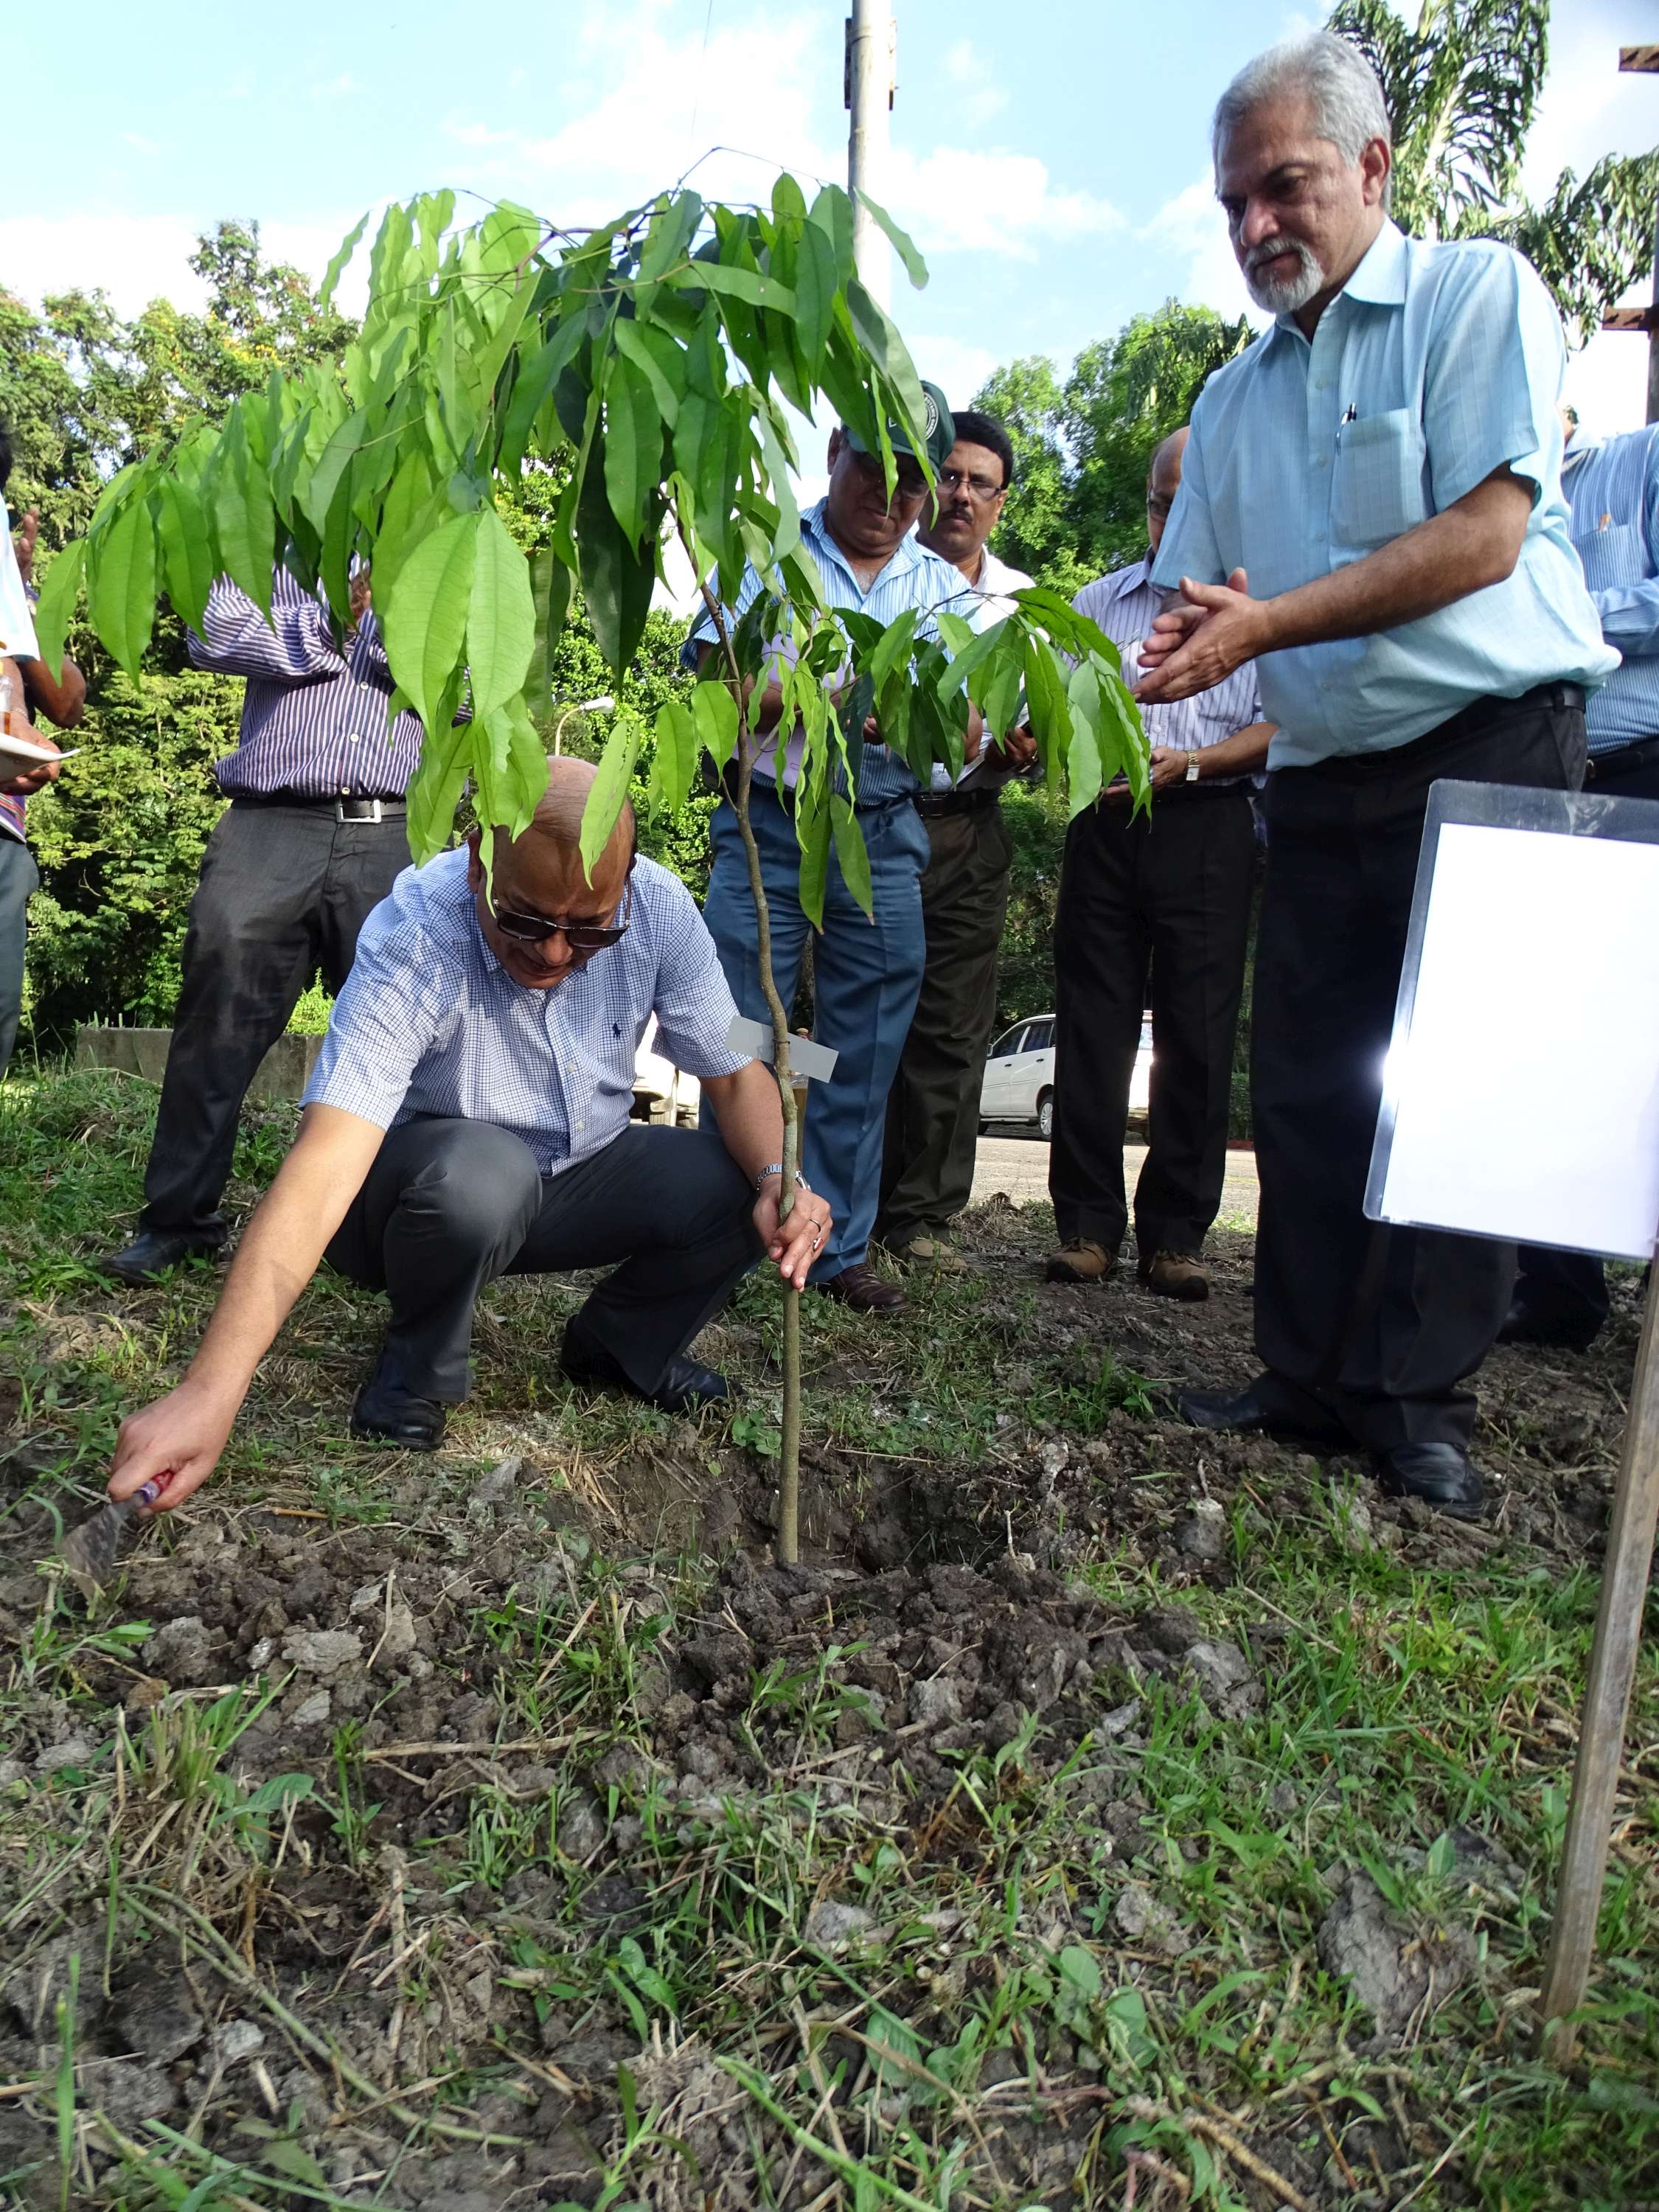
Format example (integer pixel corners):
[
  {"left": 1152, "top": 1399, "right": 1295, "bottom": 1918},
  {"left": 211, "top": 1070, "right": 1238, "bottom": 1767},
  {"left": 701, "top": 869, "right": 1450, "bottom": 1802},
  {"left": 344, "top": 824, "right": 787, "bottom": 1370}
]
[
  {"left": 490, "top": 869, "right": 635, "bottom": 950},
  {"left": 936, "top": 467, "right": 1006, "bottom": 503}
]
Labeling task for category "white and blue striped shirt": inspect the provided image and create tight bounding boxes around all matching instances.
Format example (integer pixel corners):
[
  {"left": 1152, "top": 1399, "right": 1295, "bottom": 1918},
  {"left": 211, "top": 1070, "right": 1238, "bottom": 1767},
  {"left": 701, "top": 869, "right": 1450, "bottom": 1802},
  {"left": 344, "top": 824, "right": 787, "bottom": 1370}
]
[
  {"left": 686, "top": 498, "right": 967, "bottom": 804},
  {"left": 1152, "top": 221, "right": 1617, "bottom": 768},
  {"left": 1073, "top": 559, "right": 1262, "bottom": 778},
  {"left": 1562, "top": 427, "right": 1659, "bottom": 753},
  {"left": 302, "top": 850, "right": 750, "bottom": 1175},
  {"left": 189, "top": 570, "right": 425, "bottom": 801}
]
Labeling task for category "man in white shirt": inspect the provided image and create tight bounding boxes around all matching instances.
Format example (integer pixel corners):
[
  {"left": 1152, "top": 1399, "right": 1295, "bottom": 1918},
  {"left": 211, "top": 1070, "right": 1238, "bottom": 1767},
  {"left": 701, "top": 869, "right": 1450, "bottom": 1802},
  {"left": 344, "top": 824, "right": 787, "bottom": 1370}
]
[{"left": 876, "top": 411, "right": 1036, "bottom": 1268}]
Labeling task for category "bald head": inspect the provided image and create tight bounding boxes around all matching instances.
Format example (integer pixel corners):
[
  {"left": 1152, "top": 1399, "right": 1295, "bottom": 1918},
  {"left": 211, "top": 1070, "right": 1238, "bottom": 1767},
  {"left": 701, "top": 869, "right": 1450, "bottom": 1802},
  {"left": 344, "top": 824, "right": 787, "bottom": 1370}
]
[
  {"left": 465, "top": 754, "right": 637, "bottom": 992},
  {"left": 1147, "top": 427, "right": 1189, "bottom": 557}
]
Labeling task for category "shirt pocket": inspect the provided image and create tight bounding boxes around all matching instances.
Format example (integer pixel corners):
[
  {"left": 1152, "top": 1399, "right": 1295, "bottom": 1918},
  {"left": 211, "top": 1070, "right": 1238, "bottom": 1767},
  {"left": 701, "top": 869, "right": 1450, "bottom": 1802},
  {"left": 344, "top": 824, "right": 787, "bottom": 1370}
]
[
  {"left": 1572, "top": 520, "right": 1644, "bottom": 596},
  {"left": 1331, "top": 408, "right": 1429, "bottom": 551}
]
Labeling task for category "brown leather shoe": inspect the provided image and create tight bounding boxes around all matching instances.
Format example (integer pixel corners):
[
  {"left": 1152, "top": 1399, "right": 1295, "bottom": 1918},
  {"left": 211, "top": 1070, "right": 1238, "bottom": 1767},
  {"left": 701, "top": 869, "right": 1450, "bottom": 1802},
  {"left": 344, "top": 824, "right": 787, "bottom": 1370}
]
[
  {"left": 1046, "top": 1238, "right": 1115, "bottom": 1285},
  {"left": 815, "top": 1262, "right": 908, "bottom": 1313},
  {"left": 1138, "top": 1250, "right": 1209, "bottom": 1302}
]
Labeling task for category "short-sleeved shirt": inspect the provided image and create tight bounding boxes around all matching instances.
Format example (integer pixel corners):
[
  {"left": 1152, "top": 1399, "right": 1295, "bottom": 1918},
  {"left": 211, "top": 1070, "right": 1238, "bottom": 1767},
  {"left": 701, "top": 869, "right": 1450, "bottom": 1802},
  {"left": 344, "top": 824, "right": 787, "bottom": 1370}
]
[
  {"left": 1560, "top": 427, "right": 1659, "bottom": 751},
  {"left": 1151, "top": 220, "right": 1617, "bottom": 770},
  {"left": 302, "top": 850, "right": 750, "bottom": 1175},
  {"left": 1, "top": 498, "right": 42, "bottom": 846},
  {"left": 1072, "top": 557, "right": 1262, "bottom": 783},
  {"left": 686, "top": 497, "right": 967, "bottom": 804}
]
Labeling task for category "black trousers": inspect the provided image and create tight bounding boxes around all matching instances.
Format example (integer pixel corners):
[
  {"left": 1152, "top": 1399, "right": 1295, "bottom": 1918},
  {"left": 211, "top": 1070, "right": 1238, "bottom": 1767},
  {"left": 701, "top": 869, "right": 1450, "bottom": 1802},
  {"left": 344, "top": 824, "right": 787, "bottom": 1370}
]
[
  {"left": 1510, "top": 737, "right": 1659, "bottom": 1342},
  {"left": 1251, "top": 686, "right": 1586, "bottom": 1452},
  {"left": 140, "top": 803, "right": 409, "bottom": 1238},
  {"left": 325, "top": 1119, "right": 762, "bottom": 1402},
  {"left": 877, "top": 801, "right": 1012, "bottom": 1244},
  {"left": 1048, "top": 785, "right": 1255, "bottom": 1256}
]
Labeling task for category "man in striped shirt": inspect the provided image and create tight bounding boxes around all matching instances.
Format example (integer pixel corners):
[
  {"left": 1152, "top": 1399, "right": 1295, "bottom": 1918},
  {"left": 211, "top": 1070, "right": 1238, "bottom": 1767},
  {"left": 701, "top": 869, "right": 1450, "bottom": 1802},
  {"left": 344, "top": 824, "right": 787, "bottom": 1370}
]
[
  {"left": 689, "top": 382, "right": 970, "bottom": 1316},
  {"left": 103, "top": 757, "right": 833, "bottom": 1485},
  {"left": 100, "top": 565, "right": 422, "bottom": 1284},
  {"left": 1048, "top": 427, "right": 1273, "bottom": 1302},
  {"left": 1503, "top": 410, "right": 1659, "bottom": 1349}
]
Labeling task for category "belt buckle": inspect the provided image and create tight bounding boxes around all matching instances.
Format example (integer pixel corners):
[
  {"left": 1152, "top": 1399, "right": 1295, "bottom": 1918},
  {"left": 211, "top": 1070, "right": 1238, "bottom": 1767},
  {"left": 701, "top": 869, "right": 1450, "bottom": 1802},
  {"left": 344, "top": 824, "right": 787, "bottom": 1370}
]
[{"left": 335, "top": 797, "right": 383, "bottom": 824}]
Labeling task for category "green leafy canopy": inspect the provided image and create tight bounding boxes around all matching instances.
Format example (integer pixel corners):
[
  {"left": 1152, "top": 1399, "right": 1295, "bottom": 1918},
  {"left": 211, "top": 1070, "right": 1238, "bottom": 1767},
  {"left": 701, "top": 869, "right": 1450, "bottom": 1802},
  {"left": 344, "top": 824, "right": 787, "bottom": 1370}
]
[{"left": 48, "top": 179, "right": 1148, "bottom": 899}]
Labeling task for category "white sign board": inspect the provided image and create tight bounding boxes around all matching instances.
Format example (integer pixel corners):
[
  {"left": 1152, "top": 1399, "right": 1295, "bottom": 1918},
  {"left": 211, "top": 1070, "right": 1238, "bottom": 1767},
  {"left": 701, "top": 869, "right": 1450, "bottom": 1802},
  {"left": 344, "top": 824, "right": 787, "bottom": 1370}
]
[{"left": 1368, "top": 782, "right": 1659, "bottom": 1262}]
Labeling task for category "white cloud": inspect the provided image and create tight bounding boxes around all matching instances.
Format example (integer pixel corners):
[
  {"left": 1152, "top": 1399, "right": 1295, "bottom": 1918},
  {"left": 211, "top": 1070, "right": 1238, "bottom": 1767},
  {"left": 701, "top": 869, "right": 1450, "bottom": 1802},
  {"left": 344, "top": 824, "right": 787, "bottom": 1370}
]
[
  {"left": 904, "top": 334, "right": 1000, "bottom": 411},
  {"left": 886, "top": 147, "right": 1122, "bottom": 260},
  {"left": 122, "top": 133, "right": 159, "bottom": 157},
  {"left": 310, "top": 71, "right": 356, "bottom": 102},
  {"left": 0, "top": 212, "right": 209, "bottom": 316},
  {"left": 940, "top": 40, "right": 1009, "bottom": 131},
  {"left": 1141, "top": 176, "right": 1263, "bottom": 322}
]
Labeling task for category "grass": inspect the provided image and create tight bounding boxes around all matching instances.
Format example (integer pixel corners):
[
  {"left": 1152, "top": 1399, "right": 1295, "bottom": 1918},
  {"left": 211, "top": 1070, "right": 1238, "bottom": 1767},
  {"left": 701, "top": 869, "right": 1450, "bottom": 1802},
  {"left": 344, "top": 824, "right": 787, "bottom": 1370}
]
[{"left": 0, "top": 1063, "right": 1655, "bottom": 2210}]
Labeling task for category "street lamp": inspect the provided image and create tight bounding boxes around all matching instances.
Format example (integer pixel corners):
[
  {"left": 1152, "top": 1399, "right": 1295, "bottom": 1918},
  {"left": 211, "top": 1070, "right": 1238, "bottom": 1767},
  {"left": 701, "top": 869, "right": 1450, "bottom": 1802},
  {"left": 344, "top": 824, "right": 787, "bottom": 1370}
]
[{"left": 553, "top": 695, "right": 616, "bottom": 756}]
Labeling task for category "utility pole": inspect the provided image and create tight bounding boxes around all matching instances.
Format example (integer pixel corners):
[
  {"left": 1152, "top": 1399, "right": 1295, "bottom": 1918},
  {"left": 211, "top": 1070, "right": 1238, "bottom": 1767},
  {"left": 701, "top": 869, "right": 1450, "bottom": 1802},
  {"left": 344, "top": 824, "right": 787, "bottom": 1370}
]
[
  {"left": 1601, "top": 46, "right": 1659, "bottom": 424},
  {"left": 846, "top": 0, "right": 896, "bottom": 308}
]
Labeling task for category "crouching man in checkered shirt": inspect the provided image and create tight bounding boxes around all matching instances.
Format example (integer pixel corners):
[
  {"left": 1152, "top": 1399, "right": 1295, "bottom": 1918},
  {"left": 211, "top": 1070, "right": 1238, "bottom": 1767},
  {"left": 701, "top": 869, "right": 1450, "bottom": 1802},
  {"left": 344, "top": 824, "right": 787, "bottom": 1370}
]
[{"left": 105, "top": 756, "right": 832, "bottom": 1505}]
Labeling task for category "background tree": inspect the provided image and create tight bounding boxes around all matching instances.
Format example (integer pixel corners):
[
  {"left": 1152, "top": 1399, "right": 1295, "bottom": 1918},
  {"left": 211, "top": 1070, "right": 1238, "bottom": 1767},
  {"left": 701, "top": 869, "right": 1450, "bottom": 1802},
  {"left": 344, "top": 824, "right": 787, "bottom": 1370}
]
[{"left": 1330, "top": 0, "right": 1659, "bottom": 344}]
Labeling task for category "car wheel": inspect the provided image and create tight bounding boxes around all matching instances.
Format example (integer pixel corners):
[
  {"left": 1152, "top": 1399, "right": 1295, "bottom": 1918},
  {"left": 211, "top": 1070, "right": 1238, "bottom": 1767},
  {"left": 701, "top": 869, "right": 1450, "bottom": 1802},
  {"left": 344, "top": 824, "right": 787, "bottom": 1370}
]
[{"left": 1036, "top": 1090, "right": 1054, "bottom": 1141}]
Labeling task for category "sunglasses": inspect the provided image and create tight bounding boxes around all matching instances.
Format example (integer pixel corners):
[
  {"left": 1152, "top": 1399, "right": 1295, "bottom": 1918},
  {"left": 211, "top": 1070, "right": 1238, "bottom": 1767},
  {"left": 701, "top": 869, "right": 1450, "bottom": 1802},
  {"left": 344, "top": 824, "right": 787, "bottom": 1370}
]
[{"left": 490, "top": 870, "right": 634, "bottom": 951}]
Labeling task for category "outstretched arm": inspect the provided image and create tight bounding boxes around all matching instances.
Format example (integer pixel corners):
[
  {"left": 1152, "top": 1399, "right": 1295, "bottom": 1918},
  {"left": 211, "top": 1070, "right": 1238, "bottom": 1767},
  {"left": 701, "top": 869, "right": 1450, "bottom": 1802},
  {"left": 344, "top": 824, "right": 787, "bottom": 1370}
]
[
  {"left": 107, "top": 1105, "right": 387, "bottom": 1512},
  {"left": 702, "top": 1059, "right": 833, "bottom": 1289}
]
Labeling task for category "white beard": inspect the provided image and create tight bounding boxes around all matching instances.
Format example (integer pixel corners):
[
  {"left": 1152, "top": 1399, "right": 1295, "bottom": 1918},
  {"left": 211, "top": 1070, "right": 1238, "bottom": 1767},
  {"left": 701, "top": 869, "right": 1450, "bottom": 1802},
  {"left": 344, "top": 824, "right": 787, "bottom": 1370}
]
[{"left": 1243, "top": 236, "right": 1325, "bottom": 314}]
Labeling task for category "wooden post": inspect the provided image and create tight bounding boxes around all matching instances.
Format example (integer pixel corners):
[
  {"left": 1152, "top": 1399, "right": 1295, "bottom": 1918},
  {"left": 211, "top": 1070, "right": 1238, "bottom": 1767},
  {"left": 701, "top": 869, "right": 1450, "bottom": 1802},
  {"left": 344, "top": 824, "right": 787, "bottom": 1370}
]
[{"left": 1538, "top": 1259, "right": 1659, "bottom": 2062}]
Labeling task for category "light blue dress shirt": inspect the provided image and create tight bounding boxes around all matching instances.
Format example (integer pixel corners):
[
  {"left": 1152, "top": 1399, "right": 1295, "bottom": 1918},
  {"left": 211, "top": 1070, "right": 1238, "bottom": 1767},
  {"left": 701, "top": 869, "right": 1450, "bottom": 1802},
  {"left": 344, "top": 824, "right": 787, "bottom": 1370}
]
[
  {"left": 303, "top": 850, "right": 749, "bottom": 1175},
  {"left": 1561, "top": 426, "right": 1659, "bottom": 752},
  {"left": 686, "top": 496, "right": 969, "bottom": 804},
  {"left": 1152, "top": 220, "right": 1617, "bottom": 770}
]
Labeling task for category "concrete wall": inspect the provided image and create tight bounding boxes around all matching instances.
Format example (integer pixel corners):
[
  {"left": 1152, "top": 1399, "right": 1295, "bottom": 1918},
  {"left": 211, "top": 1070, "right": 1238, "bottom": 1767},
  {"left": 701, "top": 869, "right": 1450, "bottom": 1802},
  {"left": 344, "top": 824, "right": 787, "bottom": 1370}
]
[{"left": 76, "top": 1027, "right": 324, "bottom": 1103}]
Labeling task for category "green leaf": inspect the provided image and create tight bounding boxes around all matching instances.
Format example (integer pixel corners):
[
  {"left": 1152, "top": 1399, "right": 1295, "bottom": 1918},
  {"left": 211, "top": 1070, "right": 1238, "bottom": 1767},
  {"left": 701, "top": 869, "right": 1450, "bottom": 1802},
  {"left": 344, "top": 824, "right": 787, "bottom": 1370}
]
[
  {"left": 156, "top": 474, "right": 214, "bottom": 639},
  {"left": 651, "top": 697, "right": 698, "bottom": 812},
  {"left": 613, "top": 319, "right": 683, "bottom": 427},
  {"left": 844, "top": 281, "right": 927, "bottom": 465},
  {"left": 405, "top": 705, "right": 475, "bottom": 864},
  {"left": 30, "top": 539, "right": 86, "bottom": 683},
  {"left": 667, "top": 261, "right": 796, "bottom": 313},
  {"left": 603, "top": 350, "right": 661, "bottom": 544},
  {"left": 320, "top": 212, "right": 369, "bottom": 307},
  {"left": 496, "top": 311, "right": 588, "bottom": 473},
  {"left": 580, "top": 712, "right": 641, "bottom": 879},
  {"left": 691, "top": 678, "right": 739, "bottom": 769},
  {"left": 854, "top": 189, "right": 929, "bottom": 291},
  {"left": 383, "top": 510, "right": 479, "bottom": 732},
  {"left": 467, "top": 504, "right": 536, "bottom": 716},
  {"left": 209, "top": 408, "right": 276, "bottom": 619},
  {"left": 577, "top": 454, "right": 655, "bottom": 675},
  {"left": 1425, "top": 1832, "right": 1456, "bottom": 1881},
  {"left": 795, "top": 785, "right": 832, "bottom": 929},
  {"left": 792, "top": 218, "right": 837, "bottom": 370},
  {"left": 638, "top": 189, "right": 705, "bottom": 284},
  {"left": 1058, "top": 1944, "right": 1102, "bottom": 2000},
  {"left": 87, "top": 493, "right": 158, "bottom": 679},
  {"left": 1064, "top": 658, "right": 1105, "bottom": 813},
  {"left": 830, "top": 794, "right": 872, "bottom": 917}
]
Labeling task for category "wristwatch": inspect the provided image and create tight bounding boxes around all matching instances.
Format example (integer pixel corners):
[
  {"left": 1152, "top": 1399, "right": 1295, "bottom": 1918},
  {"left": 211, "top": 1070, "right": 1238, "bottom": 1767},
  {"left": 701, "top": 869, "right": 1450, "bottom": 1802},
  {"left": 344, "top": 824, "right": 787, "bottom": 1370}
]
[
  {"left": 1184, "top": 753, "right": 1201, "bottom": 785},
  {"left": 754, "top": 1164, "right": 812, "bottom": 1196}
]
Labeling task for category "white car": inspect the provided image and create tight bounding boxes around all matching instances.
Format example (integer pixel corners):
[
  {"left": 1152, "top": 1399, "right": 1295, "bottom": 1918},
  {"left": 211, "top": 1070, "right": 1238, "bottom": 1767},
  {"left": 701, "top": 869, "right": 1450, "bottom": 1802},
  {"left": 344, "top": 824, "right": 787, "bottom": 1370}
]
[
  {"left": 979, "top": 1013, "right": 1152, "bottom": 1139},
  {"left": 633, "top": 1015, "right": 700, "bottom": 1127}
]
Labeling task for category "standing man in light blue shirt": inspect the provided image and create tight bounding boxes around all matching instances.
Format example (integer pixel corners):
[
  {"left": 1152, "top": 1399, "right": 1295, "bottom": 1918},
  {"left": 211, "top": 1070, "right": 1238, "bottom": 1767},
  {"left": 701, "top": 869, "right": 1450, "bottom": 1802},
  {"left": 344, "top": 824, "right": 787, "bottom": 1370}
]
[
  {"left": 1138, "top": 32, "right": 1615, "bottom": 1514},
  {"left": 691, "top": 383, "right": 967, "bottom": 1317},
  {"left": 1504, "top": 411, "right": 1659, "bottom": 1351}
]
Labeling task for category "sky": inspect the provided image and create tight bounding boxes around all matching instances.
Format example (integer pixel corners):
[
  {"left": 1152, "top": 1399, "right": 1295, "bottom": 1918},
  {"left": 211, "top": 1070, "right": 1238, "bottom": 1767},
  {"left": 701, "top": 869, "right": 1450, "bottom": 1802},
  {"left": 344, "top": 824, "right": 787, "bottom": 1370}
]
[{"left": 4, "top": 0, "right": 1656, "bottom": 448}]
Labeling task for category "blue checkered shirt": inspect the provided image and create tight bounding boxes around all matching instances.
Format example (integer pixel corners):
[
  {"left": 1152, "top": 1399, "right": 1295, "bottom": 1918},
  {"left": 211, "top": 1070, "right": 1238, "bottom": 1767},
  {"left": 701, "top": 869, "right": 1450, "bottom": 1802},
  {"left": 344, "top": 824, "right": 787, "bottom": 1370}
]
[
  {"left": 302, "top": 850, "right": 749, "bottom": 1174},
  {"left": 1152, "top": 221, "right": 1617, "bottom": 768},
  {"left": 686, "top": 498, "right": 967, "bottom": 804},
  {"left": 1561, "top": 427, "right": 1659, "bottom": 753}
]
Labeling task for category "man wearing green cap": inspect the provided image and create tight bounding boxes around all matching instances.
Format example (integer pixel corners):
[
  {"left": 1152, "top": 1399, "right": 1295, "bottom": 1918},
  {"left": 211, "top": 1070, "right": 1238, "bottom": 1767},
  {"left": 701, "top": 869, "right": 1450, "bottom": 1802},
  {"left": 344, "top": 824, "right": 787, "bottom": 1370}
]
[{"left": 690, "top": 383, "right": 977, "bottom": 1315}]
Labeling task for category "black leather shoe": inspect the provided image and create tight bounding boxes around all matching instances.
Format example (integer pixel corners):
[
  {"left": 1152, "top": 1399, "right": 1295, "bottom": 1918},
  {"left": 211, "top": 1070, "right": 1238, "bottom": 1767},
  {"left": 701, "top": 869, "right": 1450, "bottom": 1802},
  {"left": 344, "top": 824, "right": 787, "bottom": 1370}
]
[
  {"left": 560, "top": 1323, "right": 731, "bottom": 1414},
  {"left": 349, "top": 1357, "right": 446, "bottom": 1450},
  {"left": 98, "top": 1229, "right": 225, "bottom": 1285},
  {"left": 1495, "top": 1301, "right": 1601, "bottom": 1352},
  {"left": 1177, "top": 1381, "right": 1349, "bottom": 1447},
  {"left": 1375, "top": 1441, "right": 1485, "bottom": 1515}
]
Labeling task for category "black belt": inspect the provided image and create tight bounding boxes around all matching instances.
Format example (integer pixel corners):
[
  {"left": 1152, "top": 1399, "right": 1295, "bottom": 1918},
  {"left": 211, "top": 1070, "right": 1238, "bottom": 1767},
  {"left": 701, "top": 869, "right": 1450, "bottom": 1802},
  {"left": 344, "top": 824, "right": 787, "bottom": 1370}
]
[
  {"left": 1301, "top": 682, "right": 1587, "bottom": 778},
  {"left": 229, "top": 793, "right": 407, "bottom": 821},
  {"left": 913, "top": 786, "right": 1001, "bottom": 818},
  {"left": 1585, "top": 735, "right": 1659, "bottom": 781}
]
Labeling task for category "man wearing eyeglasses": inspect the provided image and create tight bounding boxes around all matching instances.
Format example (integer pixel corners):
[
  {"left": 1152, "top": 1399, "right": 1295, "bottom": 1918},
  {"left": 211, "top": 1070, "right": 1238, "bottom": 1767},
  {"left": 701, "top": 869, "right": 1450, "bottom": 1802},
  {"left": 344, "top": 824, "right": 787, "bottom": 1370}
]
[
  {"left": 877, "top": 410, "right": 1034, "bottom": 1271},
  {"left": 691, "top": 382, "right": 972, "bottom": 1318},
  {"left": 102, "top": 757, "right": 833, "bottom": 1504}
]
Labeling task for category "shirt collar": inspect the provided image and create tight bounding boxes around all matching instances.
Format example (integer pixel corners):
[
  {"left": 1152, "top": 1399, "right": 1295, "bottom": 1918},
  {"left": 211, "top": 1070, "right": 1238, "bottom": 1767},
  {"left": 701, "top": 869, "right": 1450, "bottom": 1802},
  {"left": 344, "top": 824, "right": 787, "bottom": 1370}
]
[{"left": 1267, "top": 217, "right": 1409, "bottom": 345}]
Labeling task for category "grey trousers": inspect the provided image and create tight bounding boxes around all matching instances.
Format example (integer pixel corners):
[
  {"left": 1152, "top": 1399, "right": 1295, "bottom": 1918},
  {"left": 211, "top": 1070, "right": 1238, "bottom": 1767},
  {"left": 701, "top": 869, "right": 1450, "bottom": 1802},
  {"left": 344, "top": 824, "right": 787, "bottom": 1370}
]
[
  {"left": 0, "top": 837, "right": 38, "bottom": 1078},
  {"left": 325, "top": 1118, "right": 762, "bottom": 1401}
]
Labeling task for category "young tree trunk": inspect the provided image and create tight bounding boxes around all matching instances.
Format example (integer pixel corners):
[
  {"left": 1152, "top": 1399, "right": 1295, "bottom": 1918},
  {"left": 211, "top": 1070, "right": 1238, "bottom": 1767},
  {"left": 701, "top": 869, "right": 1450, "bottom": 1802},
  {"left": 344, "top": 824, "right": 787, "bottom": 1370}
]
[{"left": 696, "top": 575, "right": 804, "bottom": 1565}]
